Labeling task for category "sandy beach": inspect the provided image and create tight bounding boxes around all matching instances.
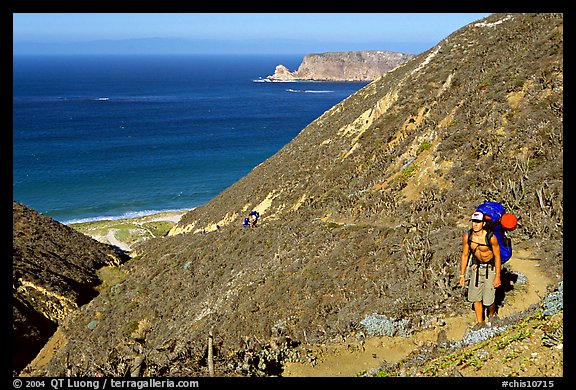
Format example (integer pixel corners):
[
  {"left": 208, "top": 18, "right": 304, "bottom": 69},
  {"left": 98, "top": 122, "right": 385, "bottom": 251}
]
[
  {"left": 71, "top": 209, "right": 192, "bottom": 252},
  {"left": 129, "top": 209, "right": 190, "bottom": 224}
]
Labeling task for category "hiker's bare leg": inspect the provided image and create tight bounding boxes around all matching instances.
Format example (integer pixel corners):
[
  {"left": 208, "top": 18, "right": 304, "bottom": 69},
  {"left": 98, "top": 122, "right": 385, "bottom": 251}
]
[
  {"left": 473, "top": 301, "right": 484, "bottom": 322},
  {"left": 487, "top": 302, "right": 497, "bottom": 318}
]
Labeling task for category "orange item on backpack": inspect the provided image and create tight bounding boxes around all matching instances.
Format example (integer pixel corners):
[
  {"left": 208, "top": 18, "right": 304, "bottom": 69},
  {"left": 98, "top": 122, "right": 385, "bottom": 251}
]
[{"left": 501, "top": 213, "right": 518, "bottom": 231}]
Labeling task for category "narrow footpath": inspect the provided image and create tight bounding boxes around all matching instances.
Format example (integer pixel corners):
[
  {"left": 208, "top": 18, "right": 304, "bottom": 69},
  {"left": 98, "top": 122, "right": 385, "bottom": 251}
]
[{"left": 282, "top": 247, "right": 554, "bottom": 377}]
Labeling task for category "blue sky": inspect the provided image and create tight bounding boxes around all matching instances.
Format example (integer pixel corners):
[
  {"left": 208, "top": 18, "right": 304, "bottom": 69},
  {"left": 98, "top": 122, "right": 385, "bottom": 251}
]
[{"left": 13, "top": 13, "right": 493, "bottom": 55}]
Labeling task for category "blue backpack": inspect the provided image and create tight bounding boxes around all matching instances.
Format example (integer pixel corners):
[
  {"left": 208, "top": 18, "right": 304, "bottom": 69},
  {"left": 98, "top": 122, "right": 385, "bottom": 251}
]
[{"left": 472, "top": 201, "right": 517, "bottom": 263}]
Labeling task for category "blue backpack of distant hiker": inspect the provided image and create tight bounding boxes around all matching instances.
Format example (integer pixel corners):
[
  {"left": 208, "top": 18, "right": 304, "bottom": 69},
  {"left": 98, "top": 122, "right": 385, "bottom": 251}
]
[{"left": 472, "top": 201, "right": 518, "bottom": 264}]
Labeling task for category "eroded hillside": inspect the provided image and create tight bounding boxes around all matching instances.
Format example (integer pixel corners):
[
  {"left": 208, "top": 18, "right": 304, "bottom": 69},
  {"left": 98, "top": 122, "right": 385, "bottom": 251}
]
[
  {"left": 20, "top": 13, "right": 562, "bottom": 377},
  {"left": 12, "top": 202, "right": 129, "bottom": 374}
]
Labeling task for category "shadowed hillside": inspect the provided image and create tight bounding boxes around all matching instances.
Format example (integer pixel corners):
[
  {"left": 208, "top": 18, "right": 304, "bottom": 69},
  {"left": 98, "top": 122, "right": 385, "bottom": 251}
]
[
  {"left": 12, "top": 202, "right": 129, "bottom": 374},
  {"left": 18, "top": 13, "right": 562, "bottom": 377}
]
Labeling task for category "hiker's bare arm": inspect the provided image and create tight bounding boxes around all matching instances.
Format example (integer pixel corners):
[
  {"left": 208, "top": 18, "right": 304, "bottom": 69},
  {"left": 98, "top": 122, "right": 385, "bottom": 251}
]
[
  {"left": 460, "top": 233, "right": 470, "bottom": 286},
  {"left": 490, "top": 234, "right": 502, "bottom": 288}
]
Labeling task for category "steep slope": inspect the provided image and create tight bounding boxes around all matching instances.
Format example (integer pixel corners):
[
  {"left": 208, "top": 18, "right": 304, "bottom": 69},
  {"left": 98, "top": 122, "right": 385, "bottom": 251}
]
[
  {"left": 12, "top": 202, "right": 129, "bottom": 374},
  {"left": 21, "top": 13, "right": 562, "bottom": 377}
]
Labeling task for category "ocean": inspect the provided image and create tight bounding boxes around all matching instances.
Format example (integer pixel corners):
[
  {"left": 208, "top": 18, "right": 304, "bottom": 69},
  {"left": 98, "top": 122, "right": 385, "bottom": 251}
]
[{"left": 13, "top": 54, "right": 368, "bottom": 224}]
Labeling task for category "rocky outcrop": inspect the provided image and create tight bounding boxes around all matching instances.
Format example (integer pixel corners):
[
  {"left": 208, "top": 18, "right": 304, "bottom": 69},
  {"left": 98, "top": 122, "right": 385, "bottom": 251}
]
[
  {"left": 12, "top": 201, "right": 129, "bottom": 374},
  {"left": 266, "top": 50, "right": 416, "bottom": 81}
]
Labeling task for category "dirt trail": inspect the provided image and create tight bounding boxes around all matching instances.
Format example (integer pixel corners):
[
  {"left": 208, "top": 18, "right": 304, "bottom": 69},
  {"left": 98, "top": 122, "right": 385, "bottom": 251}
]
[
  {"left": 105, "top": 229, "right": 131, "bottom": 252},
  {"left": 282, "top": 248, "right": 553, "bottom": 377}
]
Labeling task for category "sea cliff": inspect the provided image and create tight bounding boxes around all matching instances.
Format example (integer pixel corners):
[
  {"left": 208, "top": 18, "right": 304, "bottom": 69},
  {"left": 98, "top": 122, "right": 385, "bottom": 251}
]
[{"left": 266, "top": 50, "right": 416, "bottom": 82}]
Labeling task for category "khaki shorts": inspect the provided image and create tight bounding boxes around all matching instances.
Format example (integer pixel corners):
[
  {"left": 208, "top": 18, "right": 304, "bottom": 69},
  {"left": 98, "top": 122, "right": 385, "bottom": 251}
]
[{"left": 467, "top": 264, "right": 496, "bottom": 306}]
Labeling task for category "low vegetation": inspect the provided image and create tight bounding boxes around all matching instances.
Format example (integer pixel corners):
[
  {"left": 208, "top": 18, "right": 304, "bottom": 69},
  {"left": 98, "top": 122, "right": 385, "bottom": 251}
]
[{"left": 15, "top": 13, "right": 562, "bottom": 378}]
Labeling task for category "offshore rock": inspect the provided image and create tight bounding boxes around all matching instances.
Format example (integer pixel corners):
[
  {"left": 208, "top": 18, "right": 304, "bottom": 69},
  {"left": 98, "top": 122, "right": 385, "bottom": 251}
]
[{"left": 266, "top": 50, "right": 416, "bottom": 81}]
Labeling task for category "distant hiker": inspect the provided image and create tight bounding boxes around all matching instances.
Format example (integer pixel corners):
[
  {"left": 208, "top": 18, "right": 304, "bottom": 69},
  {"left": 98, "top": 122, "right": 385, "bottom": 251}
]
[
  {"left": 459, "top": 211, "right": 502, "bottom": 328},
  {"left": 249, "top": 210, "right": 260, "bottom": 228},
  {"left": 243, "top": 217, "right": 250, "bottom": 228}
]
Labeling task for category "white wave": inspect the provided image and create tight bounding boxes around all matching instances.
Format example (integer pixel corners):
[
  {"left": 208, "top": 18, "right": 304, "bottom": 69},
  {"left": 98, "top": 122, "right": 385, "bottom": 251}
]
[
  {"left": 286, "top": 89, "right": 334, "bottom": 94},
  {"left": 96, "top": 97, "right": 110, "bottom": 101},
  {"left": 252, "top": 78, "right": 297, "bottom": 83},
  {"left": 63, "top": 208, "right": 194, "bottom": 225}
]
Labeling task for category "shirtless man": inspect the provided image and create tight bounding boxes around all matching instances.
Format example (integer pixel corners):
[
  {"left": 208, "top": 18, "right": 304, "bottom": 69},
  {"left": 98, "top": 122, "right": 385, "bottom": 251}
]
[{"left": 459, "top": 211, "right": 502, "bottom": 327}]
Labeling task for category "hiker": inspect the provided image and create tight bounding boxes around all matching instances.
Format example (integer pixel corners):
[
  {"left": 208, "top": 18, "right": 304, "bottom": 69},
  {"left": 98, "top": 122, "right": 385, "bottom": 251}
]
[
  {"left": 249, "top": 210, "right": 259, "bottom": 228},
  {"left": 242, "top": 217, "right": 250, "bottom": 228},
  {"left": 459, "top": 210, "right": 502, "bottom": 328}
]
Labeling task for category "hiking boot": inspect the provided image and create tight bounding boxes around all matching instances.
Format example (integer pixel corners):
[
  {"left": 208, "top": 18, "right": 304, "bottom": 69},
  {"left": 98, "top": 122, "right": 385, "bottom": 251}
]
[
  {"left": 487, "top": 315, "right": 501, "bottom": 326},
  {"left": 471, "top": 321, "right": 486, "bottom": 331}
]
